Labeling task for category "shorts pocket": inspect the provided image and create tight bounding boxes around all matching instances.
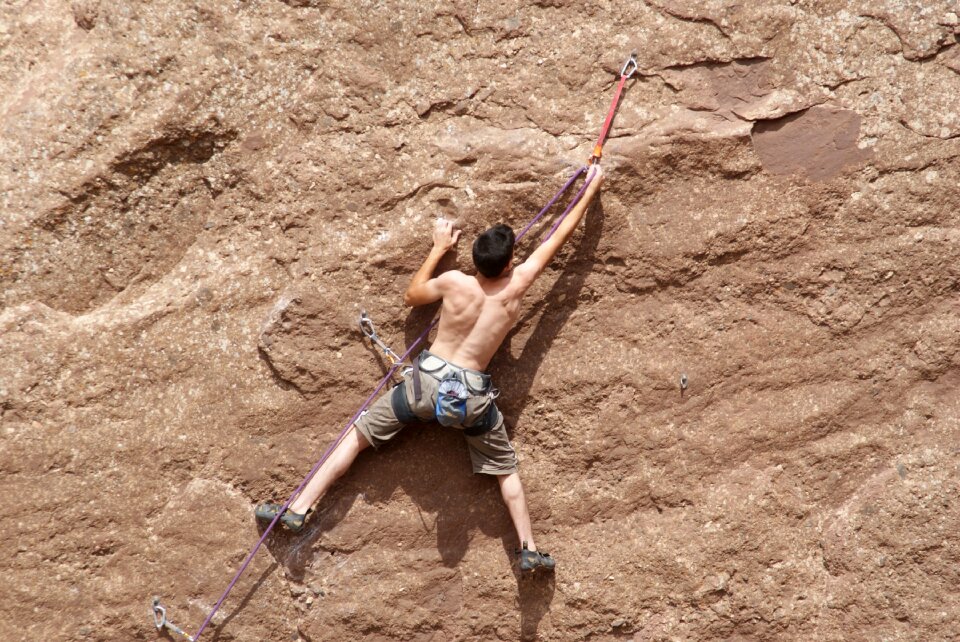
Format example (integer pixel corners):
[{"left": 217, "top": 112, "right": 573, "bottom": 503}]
[{"left": 464, "top": 400, "right": 497, "bottom": 437}]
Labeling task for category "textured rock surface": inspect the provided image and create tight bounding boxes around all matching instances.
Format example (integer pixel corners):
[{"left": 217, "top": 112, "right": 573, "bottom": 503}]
[{"left": 2, "top": 1, "right": 959, "bottom": 641}]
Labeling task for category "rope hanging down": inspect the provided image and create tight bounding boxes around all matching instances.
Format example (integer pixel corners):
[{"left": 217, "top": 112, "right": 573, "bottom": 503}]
[{"left": 155, "top": 52, "right": 636, "bottom": 642}]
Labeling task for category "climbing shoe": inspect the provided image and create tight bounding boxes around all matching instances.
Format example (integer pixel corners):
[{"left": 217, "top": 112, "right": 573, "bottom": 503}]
[
  {"left": 254, "top": 502, "right": 311, "bottom": 533},
  {"left": 517, "top": 541, "right": 555, "bottom": 573}
]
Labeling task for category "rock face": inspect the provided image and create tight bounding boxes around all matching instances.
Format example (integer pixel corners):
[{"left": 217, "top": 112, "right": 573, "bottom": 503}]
[{"left": 2, "top": 2, "right": 959, "bottom": 641}]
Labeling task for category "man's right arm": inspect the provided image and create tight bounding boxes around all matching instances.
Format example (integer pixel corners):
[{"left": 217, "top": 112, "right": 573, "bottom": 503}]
[{"left": 513, "top": 164, "right": 604, "bottom": 290}]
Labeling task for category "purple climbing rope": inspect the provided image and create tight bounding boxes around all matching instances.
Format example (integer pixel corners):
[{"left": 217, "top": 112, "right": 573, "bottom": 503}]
[
  {"left": 192, "top": 321, "right": 436, "bottom": 639},
  {"left": 516, "top": 165, "right": 587, "bottom": 241},
  {"left": 543, "top": 171, "right": 596, "bottom": 242},
  {"left": 190, "top": 167, "right": 595, "bottom": 641}
]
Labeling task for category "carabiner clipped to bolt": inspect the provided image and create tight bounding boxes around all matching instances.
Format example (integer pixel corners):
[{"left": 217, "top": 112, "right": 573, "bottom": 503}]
[
  {"left": 152, "top": 597, "right": 196, "bottom": 641},
  {"left": 359, "top": 311, "right": 377, "bottom": 341},
  {"left": 359, "top": 310, "right": 403, "bottom": 366},
  {"left": 620, "top": 52, "right": 638, "bottom": 79}
]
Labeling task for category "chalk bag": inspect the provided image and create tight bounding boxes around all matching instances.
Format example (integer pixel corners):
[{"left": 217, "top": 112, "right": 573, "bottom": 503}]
[{"left": 435, "top": 375, "right": 469, "bottom": 427}]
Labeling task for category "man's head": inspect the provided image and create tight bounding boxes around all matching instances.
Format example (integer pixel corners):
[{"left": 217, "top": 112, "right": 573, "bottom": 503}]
[{"left": 472, "top": 223, "right": 515, "bottom": 278}]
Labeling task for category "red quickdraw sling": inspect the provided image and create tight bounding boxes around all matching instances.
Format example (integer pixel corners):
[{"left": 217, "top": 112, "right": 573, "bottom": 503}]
[{"left": 590, "top": 52, "right": 638, "bottom": 164}]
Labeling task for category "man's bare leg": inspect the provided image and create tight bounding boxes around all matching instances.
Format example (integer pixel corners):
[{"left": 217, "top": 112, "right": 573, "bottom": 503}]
[
  {"left": 497, "top": 471, "right": 537, "bottom": 551},
  {"left": 288, "top": 425, "right": 370, "bottom": 514}
]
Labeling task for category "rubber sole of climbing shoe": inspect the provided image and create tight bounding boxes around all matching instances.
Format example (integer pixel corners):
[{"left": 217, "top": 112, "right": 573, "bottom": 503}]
[
  {"left": 518, "top": 544, "right": 556, "bottom": 573},
  {"left": 254, "top": 502, "right": 310, "bottom": 533}
]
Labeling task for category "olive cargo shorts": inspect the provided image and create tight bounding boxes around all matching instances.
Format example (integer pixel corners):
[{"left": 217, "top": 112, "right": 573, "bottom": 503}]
[{"left": 355, "top": 370, "right": 519, "bottom": 476}]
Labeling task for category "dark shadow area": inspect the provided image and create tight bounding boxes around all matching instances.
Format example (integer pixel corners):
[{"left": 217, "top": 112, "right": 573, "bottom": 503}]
[
  {"left": 401, "top": 301, "right": 440, "bottom": 354},
  {"left": 207, "top": 561, "right": 278, "bottom": 642},
  {"left": 262, "top": 486, "right": 363, "bottom": 582},
  {"left": 490, "top": 199, "right": 605, "bottom": 426},
  {"left": 400, "top": 247, "right": 460, "bottom": 348},
  {"left": 256, "top": 346, "right": 303, "bottom": 394},
  {"left": 519, "top": 576, "right": 556, "bottom": 641},
  {"left": 512, "top": 557, "right": 557, "bottom": 642},
  {"left": 262, "top": 425, "right": 513, "bottom": 578}
]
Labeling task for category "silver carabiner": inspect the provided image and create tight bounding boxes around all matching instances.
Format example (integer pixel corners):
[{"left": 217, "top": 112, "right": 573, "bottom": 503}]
[
  {"left": 359, "top": 310, "right": 402, "bottom": 365},
  {"left": 152, "top": 598, "right": 196, "bottom": 641},
  {"left": 152, "top": 598, "right": 166, "bottom": 630},
  {"left": 620, "top": 52, "right": 638, "bottom": 79},
  {"left": 359, "top": 310, "right": 376, "bottom": 339}
]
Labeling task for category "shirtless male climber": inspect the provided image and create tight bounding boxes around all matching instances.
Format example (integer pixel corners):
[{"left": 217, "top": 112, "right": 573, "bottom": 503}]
[{"left": 256, "top": 164, "right": 604, "bottom": 572}]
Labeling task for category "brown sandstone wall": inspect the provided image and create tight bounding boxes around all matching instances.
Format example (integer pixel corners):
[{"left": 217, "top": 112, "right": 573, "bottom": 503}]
[{"left": 1, "top": 1, "right": 959, "bottom": 640}]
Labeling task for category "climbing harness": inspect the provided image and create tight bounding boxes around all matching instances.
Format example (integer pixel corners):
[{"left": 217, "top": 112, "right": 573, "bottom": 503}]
[
  {"left": 407, "top": 350, "right": 500, "bottom": 433},
  {"left": 153, "top": 597, "right": 195, "bottom": 641},
  {"left": 414, "top": 351, "right": 494, "bottom": 397},
  {"left": 156, "top": 51, "right": 637, "bottom": 642},
  {"left": 359, "top": 310, "right": 404, "bottom": 365},
  {"left": 590, "top": 52, "right": 639, "bottom": 164}
]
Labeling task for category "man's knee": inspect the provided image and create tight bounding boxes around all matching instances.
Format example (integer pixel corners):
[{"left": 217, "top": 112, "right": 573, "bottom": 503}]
[
  {"left": 349, "top": 424, "right": 373, "bottom": 452},
  {"left": 497, "top": 471, "right": 524, "bottom": 500}
]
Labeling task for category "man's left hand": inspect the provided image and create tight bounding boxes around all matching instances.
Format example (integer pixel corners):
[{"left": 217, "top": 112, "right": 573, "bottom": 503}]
[{"left": 433, "top": 218, "right": 461, "bottom": 252}]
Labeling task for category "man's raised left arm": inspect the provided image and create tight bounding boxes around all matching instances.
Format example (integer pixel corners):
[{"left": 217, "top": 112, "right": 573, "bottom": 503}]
[{"left": 403, "top": 218, "right": 461, "bottom": 306}]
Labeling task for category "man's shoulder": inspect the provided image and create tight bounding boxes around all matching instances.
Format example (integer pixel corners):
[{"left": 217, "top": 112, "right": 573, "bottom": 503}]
[
  {"left": 440, "top": 270, "right": 474, "bottom": 284},
  {"left": 510, "top": 262, "right": 538, "bottom": 288},
  {"left": 435, "top": 270, "right": 476, "bottom": 294}
]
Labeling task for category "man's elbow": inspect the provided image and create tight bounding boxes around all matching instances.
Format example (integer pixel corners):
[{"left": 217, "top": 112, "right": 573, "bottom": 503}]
[{"left": 403, "top": 287, "right": 422, "bottom": 307}]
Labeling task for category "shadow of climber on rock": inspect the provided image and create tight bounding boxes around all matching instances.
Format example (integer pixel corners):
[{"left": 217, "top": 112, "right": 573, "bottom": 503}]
[
  {"left": 255, "top": 166, "right": 605, "bottom": 591},
  {"left": 206, "top": 563, "right": 278, "bottom": 642},
  {"left": 517, "top": 571, "right": 556, "bottom": 641},
  {"left": 489, "top": 198, "right": 605, "bottom": 426},
  {"left": 262, "top": 425, "right": 514, "bottom": 576}
]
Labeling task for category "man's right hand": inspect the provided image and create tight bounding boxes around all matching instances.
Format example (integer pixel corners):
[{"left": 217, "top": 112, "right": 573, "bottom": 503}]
[
  {"left": 432, "top": 218, "right": 461, "bottom": 253},
  {"left": 587, "top": 163, "right": 604, "bottom": 185}
]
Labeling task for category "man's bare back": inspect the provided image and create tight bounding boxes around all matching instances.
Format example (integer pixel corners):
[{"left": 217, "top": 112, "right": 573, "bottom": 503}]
[{"left": 427, "top": 269, "right": 526, "bottom": 371}]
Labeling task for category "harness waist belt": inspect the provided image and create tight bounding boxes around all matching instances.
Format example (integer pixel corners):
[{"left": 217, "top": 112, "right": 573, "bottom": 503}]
[
  {"left": 413, "top": 351, "right": 493, "bottom": 402},
  {"left": 418, "top": 352, "right": 491, "bottom": 393}
]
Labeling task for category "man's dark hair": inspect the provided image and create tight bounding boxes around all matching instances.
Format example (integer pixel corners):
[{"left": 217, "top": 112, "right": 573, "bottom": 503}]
[{"left": 472, "top": 223, "right": 515, "bottom": 278}]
